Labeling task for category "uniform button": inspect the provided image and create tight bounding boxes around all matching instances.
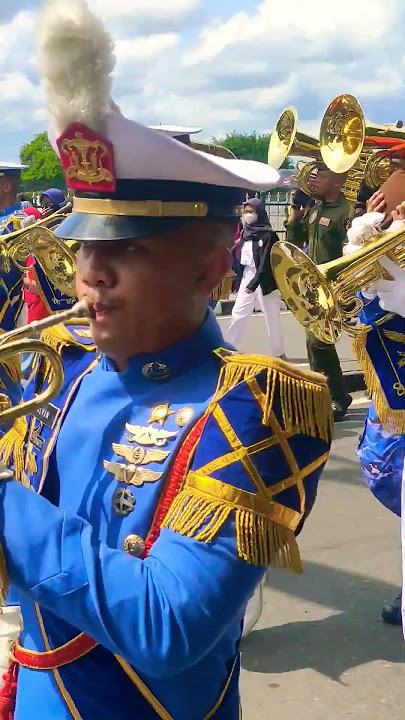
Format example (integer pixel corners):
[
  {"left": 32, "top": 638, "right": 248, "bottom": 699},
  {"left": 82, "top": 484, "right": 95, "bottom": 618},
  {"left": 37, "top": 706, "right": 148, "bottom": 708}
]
[{"left": 123, "top": 534, "right": 146, "bottom": 557}]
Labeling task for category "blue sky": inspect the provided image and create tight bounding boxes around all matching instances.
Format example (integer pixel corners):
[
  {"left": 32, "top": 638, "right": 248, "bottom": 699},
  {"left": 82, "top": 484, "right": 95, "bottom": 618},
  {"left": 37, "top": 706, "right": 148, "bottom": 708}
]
[{"left": 1, "top": 0, "right": 405, "bottom": 162}]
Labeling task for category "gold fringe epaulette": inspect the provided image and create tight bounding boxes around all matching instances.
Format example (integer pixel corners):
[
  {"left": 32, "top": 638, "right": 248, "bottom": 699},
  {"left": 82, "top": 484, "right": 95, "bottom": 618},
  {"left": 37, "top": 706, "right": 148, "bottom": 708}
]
[
  {"left": 39, "top": 320, "right": 95, "bottom": 381},
  {"left": 163, "top": 352, "right": 332, "bottom": 574},
  {"left": 0, "top": 329, "right": 21, "bottom": 386},
  {"left": 212, "top": 351, "right": 333, "bottom": 442},
  {"left": 0, "top": 416, "right": 33, "bottom": 488},
  {"left": 353, "top": 329, "right": 405, "bottom": 434}
]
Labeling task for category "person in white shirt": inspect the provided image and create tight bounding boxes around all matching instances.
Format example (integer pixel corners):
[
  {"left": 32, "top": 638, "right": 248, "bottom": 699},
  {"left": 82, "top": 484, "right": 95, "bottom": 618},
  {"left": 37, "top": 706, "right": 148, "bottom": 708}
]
[{"left": 227, "top": 198, "right": 285, "bottom": 358}]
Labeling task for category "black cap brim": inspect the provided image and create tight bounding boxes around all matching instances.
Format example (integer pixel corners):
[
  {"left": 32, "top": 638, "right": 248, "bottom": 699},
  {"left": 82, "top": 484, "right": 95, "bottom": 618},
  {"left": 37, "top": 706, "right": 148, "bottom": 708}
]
[{"left": 54, "top": 213, "right": 189, "bottom": 242}]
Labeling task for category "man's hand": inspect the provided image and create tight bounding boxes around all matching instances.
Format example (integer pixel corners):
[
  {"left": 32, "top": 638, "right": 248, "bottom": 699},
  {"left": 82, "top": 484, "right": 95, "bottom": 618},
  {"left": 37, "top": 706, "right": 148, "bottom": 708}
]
[
  {"left": 245, "top": 288, "right": 253, "bottom": 295},
  {"left": 367, "top": 191, "right": 387, "bottom": 215}
]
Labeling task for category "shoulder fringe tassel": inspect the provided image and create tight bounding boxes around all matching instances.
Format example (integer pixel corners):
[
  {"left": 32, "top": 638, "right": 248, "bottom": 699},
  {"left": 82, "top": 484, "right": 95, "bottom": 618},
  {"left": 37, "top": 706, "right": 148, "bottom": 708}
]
[
  {"left": 0, "top": 416, "right": 33, "bottom": 488},
  {"left": 353, "top": 331, "right": 405, "bottom": 434},
  {"left": 163, "top": 355, "right": 332, "bottom": 573},
  {"left": 40, "top": 323, "right": 94, "bottom": 382},
  {"left": 162, "top": 492, "right": 302, "bottom": 573},
  {"left": 212, "top": 353, "right": 333, "bottom": 443}
]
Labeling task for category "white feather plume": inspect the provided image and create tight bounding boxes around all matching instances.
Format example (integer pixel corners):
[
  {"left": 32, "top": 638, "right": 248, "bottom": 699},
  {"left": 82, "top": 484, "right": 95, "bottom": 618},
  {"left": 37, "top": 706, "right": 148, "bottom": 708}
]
[{"left": 37, "top": 0, "right": 116, "bottom": 135}]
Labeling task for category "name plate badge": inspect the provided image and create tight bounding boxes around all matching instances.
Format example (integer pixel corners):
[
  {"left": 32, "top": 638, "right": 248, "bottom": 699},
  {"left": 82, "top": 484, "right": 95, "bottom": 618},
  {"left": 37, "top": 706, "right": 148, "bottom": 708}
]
[{"left": 31, "top": 402, "right": 60, "bottom": 429}]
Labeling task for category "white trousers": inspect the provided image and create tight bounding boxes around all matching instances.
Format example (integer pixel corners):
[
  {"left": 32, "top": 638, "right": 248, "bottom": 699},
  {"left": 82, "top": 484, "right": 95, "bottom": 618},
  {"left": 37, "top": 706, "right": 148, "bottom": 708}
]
[
  {"left": 242, "top": 580, "right": 264, "bottom": 637},
  {"left": 227, "top": 266, "right": 285, "bottom": 357}
]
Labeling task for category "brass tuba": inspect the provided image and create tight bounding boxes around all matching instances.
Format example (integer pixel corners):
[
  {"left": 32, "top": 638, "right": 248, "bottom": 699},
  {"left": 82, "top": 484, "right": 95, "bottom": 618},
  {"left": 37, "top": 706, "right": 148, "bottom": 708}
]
[
  {"left": 0, "top": 299, "right": 90, "bottom": 425},
  {"left": 270, "top": 230, "right": 405, "bottom": 344},
  {"left": 319, "top": 94, "right": 405, "bottom": 202},
  {"left": 290, "top": 160, "right": 320, "bottom": 198},
  {"left": 268, "top": 106, "right": 320, "bottom": 169},
  {"left": 0, "top": 208, "right": 69, "bottom": 273},
  {"left": 29, "top": 226, "right": 77, "bottom": 298}
]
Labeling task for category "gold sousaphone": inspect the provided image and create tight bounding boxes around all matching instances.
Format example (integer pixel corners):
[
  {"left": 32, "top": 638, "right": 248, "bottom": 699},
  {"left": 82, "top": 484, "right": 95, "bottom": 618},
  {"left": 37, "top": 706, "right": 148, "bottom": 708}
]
[
  {"left": 0, "top": 211, "right": 77, "bottom": 298},
  {"left": 268, "top": 106, "right": 320, "bottom": 169},
  {"left": 0, "top": 299, "right": 90, "bottom": 424},
  {"left": 270, "top": 230, "right": 405, "bottom": 344},
  {"left": 320, "top": 94, "right": 405, "bottom": 201}
]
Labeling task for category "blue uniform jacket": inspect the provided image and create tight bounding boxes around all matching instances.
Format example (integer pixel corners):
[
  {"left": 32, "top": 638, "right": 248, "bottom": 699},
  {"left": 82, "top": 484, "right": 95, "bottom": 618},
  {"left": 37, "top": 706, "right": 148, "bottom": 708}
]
[
  {"left": 354, "top": 297, "right": 405, "bottom": 516},
  {"left": 0, "top": 312, "right": 331, "bottom": 719}
]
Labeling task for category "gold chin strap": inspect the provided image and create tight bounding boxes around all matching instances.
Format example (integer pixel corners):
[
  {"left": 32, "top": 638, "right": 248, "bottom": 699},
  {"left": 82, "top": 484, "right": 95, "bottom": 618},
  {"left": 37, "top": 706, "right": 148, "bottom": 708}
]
[{"left": 73, "top": 197, "right": 209, "bottom": 217}]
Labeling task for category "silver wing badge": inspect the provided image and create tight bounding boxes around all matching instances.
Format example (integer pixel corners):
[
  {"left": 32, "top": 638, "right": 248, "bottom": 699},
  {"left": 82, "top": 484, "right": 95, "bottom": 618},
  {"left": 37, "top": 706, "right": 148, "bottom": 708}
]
[{"left": 125, "top": 424, "right": 178, "bottom": 446}]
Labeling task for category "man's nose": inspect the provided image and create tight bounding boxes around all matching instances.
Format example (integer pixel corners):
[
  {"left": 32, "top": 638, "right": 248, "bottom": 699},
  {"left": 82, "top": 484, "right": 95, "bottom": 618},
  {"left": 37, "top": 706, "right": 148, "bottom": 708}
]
[{"left": 78, "top": 246, "right": 117, "bottom": 288}]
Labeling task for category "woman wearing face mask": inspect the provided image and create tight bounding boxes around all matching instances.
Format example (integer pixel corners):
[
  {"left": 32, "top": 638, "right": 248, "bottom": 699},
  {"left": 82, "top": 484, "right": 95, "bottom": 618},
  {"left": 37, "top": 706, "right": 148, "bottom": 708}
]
[{"left": 227, "top": 197, "right": 286, "bottom": 358}]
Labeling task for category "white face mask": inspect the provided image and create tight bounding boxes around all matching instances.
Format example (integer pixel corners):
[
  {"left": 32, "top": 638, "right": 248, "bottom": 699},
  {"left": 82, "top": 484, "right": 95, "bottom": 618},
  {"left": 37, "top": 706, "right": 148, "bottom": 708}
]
[{"left": 243, "top": 211, "right": 258, "bottom": 225}]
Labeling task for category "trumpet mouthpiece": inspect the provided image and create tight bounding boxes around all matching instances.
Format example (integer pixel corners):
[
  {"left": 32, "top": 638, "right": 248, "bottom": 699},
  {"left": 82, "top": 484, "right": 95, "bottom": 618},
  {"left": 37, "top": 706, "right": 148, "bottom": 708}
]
[{"left": 73, "top": 297, "right": 92, "bottom": 318}]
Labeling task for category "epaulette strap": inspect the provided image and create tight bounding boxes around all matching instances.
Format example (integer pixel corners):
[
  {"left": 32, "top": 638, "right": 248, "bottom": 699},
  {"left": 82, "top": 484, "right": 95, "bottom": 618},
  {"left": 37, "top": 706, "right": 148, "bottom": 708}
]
[
  {"left": 353, "top": 326, "right": 405, "bottom": 433},
  {"left": 0, "top": 416, "right": 32, "bottom": 488},
  {"left": 212, "top": 352, "right": 332, "bottom": 442},
  {"left": 39, "top": 321, "right": 95, "bottom": 382},
  {"left": 163, "top": 354, "right": 332, "bottom": 573}
]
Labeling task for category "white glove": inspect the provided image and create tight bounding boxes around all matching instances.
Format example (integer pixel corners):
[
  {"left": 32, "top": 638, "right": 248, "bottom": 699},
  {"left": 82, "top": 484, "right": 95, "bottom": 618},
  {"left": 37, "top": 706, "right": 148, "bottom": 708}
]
[
  {"left": 344, "top": 212, "right": 386, "bottom": 256},
  {"left": 374, "top": 257, "right": 405, "bottom": 318},
  {"left": 20, "top": 215, "right": 36, "bottom": 229}
]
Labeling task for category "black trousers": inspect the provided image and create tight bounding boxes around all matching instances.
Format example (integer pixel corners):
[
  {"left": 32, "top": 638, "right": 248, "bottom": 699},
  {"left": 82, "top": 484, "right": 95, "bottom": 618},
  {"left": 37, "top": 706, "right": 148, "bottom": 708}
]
[{"left": 305, "top": 331, "right": 348, "bottom": 403}]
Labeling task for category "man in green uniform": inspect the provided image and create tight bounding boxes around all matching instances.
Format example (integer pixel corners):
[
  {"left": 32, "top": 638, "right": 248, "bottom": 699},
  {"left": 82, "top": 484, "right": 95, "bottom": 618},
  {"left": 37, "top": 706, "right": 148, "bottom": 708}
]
[{"left": 285, "top": 162, "right": 353, "bottom": 421}]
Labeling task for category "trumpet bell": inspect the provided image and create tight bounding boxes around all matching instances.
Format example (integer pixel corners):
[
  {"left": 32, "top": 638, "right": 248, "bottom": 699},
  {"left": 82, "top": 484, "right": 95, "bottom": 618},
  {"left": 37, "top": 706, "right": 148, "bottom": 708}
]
[
  {"left": 320, "top": 94, "right": 365, "bottom": 174},
  {"left": 270, "top": 242, "right": 342, "bottom": 343}
]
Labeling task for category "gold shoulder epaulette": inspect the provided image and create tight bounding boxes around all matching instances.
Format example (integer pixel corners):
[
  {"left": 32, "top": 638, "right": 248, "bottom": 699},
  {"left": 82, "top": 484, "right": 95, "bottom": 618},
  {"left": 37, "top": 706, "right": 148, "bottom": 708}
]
[
  {"left": 213, "top": 350, "right": 332, "bottom": 442},
  {"left": 40, "top": 319, "right": 95, "bottom": 355}
]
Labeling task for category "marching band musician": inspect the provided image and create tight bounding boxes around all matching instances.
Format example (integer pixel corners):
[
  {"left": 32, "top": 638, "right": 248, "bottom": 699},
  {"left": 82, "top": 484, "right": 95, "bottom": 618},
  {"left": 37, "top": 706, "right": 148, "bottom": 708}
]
[
  {"left": 285, "top": 161, "right": 354, "bottom": 421},
  {"left": 0, "top": 2, "right": 333, "bottom": 719},
  {"left": 344, "top": 178, "right": 405, "bottom": 627},
  {"left": 0, "top": 164, "right": 39, "bottom": 423}
]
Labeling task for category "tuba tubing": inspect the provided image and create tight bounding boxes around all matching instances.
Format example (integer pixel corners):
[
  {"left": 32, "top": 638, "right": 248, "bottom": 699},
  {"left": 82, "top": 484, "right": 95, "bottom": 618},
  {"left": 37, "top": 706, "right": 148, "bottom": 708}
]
[{"left": 0, "top": 299, "right": 90, "bottom": 425}]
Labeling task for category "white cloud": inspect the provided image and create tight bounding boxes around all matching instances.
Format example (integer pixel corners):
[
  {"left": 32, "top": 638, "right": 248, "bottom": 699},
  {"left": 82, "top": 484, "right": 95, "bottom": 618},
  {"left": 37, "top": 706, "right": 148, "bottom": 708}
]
[
  {"left": 1, "top": 0, "right": 405, "bottom": 161},
  {"left": 115, "top": 34, "right": 179, "bottom": 68},
  {"left": 87, "top": 0, "right": 201, "bottom": 32}
]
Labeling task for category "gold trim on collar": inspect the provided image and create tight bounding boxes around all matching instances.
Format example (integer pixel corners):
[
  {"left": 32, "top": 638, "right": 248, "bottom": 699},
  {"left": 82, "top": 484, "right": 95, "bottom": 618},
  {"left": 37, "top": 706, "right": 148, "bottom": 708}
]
[{"left": 73, "top": 197, "right": 208, "bottom": 217}]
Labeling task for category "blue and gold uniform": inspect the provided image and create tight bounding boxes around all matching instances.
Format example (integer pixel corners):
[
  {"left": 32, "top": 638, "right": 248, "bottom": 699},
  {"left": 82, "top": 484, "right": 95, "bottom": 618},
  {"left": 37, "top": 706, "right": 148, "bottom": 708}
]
[
  {"left": 0, "top": 2, "right": 332, "bottom": 718},
  {"left": 0, "top": 313, "right": 331, "bottom": 720},
  {"left": 354, "top": 296, "right": 405, "bottom": 516}
]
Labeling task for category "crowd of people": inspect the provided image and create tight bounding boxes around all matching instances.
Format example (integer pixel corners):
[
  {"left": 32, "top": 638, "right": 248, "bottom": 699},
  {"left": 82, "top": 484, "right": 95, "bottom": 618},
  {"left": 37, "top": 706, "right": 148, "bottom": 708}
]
[{"left": 0, "top": 2, "right": 402, "bottom": 719}]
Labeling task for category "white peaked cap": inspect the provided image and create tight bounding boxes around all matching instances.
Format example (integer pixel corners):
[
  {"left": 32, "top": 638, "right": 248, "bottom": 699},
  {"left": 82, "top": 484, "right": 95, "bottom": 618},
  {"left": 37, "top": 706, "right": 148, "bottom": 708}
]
[
  {"left": 149, "top": 125, "right": 203, "bottom": 137},
  {"left": 100, "top": 113, "right": 279, "bottom": 191}
]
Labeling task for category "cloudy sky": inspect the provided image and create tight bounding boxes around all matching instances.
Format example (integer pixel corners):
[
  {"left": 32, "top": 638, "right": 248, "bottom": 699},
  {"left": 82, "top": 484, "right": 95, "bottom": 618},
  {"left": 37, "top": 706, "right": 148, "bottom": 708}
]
[{"left": 1, "top": 0, "right": 404, "bottom": 162}]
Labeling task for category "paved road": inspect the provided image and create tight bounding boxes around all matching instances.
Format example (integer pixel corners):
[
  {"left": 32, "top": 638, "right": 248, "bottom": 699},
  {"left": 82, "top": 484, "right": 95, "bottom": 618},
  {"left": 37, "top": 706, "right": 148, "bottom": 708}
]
[
  {"left": 218, "top": 310, "right": 360, "bottom": 373},
  {"left": 239, "top": 399, "right": 404, "bottom": 720}
]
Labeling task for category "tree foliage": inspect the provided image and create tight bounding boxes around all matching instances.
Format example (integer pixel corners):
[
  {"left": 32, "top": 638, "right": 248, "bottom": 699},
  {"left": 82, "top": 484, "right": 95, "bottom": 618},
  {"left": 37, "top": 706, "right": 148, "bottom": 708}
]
[
  {"left": 19, "top": 132, "right": 65, "bottom": 192},
  {"left": 213, "top": 131, "right": 294, "bottom": 168}
]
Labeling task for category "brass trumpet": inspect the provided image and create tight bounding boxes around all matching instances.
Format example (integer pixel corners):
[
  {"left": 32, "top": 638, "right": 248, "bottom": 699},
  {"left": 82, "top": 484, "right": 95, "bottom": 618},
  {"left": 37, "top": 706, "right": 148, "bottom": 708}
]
[
  {"left": 0, "top": 299, "right": 90, "bottom": 426},
  {"left": 270, "top": 229, "right": 405, "bottom": 344}
]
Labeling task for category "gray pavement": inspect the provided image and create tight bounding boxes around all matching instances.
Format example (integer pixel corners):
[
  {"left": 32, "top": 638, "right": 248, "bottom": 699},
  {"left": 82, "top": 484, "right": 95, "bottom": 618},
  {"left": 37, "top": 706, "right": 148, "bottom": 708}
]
[
  {"left": 239, "top": 399, "right": 404, "bottom": 719},
  {"left": 218, "top": 310, "right": 360, "bottom": 374}
]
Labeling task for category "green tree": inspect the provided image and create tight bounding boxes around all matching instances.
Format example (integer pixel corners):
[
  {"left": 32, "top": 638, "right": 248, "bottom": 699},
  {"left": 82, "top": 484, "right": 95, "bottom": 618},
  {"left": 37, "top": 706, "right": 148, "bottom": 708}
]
[
  {"left": 213, "top": 131, "right": 294, "bottom": 168},
  {"left": 19, "top": 131, "right": 65, "bottom": 192}
]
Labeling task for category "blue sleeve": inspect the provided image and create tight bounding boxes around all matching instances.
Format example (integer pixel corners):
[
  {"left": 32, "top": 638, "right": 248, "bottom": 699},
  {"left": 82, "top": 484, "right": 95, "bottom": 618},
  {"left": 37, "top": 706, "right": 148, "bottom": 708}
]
[{"left": 0, "top": 481, "right": 263, "bottom": 677}]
